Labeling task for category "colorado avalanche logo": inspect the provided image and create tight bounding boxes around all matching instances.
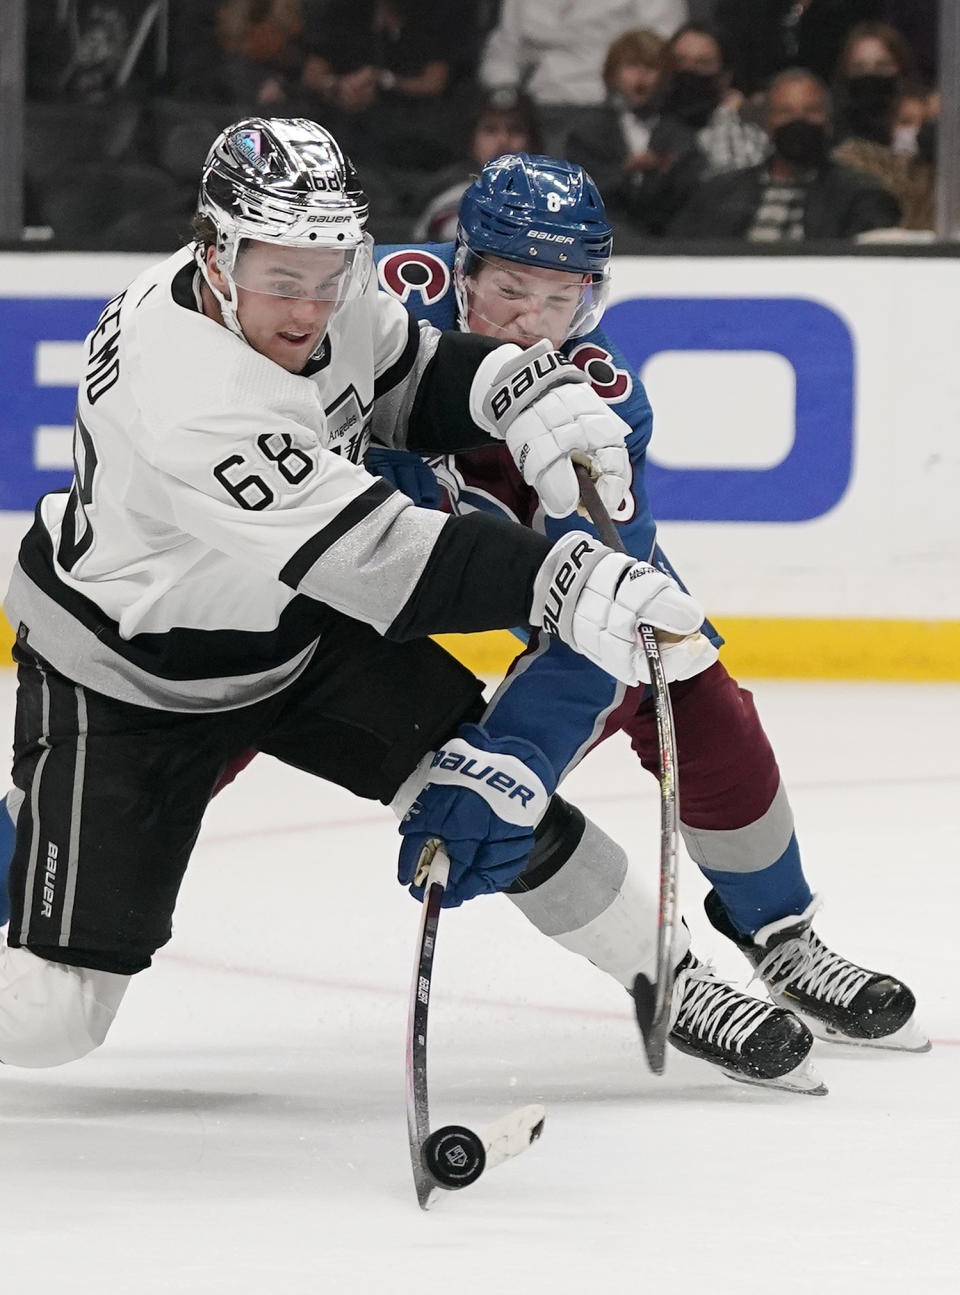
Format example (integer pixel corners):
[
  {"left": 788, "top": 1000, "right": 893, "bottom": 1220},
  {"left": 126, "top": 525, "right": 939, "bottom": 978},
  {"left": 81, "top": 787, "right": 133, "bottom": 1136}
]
[
  {"left": 568, "top": 342, "right": 633, "bottom": 404},
  {"left": 378, "top": 249, "right": 450, "bottom": 306}
]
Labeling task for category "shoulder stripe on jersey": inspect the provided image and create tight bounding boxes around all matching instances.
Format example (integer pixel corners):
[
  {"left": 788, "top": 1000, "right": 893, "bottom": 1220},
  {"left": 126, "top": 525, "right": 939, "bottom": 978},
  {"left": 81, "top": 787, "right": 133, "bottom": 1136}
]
[
  {"left": 373, "top": 312, "right": 419, "bottom": 400},
  {"left": 279, "top": 478, "right": 396, "bottom": 589},
  {"left": 14, "top": 517, "right": 329, "bottom": 685}
]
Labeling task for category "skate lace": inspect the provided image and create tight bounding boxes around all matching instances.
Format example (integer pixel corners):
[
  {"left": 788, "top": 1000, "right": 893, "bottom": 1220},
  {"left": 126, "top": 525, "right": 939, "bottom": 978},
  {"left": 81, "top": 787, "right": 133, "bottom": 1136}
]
[
  {"left": 674, "top": 962, "right": 773, "bottom": 1054},
  {"left": 754, "top": 936, "right": 812, "bottom": 992},
  {"left": 758, "top": 932, "right": 872, "bottom": 1007}
]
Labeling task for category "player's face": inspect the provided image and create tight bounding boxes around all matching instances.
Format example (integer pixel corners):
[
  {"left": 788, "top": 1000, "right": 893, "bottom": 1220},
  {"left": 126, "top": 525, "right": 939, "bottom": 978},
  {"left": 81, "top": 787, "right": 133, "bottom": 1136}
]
[
  {"left": 208, "top": 242, "right": 347, "bottom": 371},
  {"left": 465, "top": 255, "right": 588, "bottom": 350}
]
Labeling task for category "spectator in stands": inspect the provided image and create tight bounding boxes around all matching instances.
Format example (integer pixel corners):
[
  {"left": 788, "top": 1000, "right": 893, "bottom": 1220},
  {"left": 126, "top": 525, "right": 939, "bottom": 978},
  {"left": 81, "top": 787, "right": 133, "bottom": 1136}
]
[
  {"left": 832, "top": 20, "right": 917, "bottom": 146},
  {"left": 612, "top": 21, "right": 769, "bottom": 235},
  {"left": 712, "top": 1, "right": 899, "bottom": 98},
  {"left": 215, "top": 0, "right": 313, "bottom": 108},
  {"left": 888, "top": 87, "right": 936, "bottom": 231},
  {"left": 299, "top": 0, "right": 463, "bottom": 168},
  {"left": 830, "top": 81, "right": 936, "bottom": 232},
  {"left": 412, "top": 89, "right": 542, "bottom": 243},
  {"left": 565, "top": 29, "right": 666, "bottom": 206},
  {"left": 662, "top": 22, "right": 768, "bottom": 169},
  {"left": 478, "top": 0, "right": 689, "bottom": 155},
  {"left": 829, "top": 22, "right": 936, "bottom": 231},
  {"left": 670, "top": 67, "right": 901, "bottom": 240}
]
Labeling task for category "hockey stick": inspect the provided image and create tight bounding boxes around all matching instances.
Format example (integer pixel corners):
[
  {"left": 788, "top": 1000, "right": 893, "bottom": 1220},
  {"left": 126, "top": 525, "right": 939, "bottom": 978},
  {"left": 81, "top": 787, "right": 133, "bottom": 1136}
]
[
  {"left": 406, "top": 841, "right": 545, "bottom": 1210},
  {"left": 574, "top": 463, "right": 680, "bottom": 1075}
]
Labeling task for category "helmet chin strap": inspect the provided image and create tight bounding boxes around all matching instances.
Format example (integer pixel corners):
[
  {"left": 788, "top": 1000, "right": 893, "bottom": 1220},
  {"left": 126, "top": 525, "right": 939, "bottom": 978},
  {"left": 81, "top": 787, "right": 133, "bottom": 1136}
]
[{"left": 195, "top": 245, "right": 247, "bottom": 344}]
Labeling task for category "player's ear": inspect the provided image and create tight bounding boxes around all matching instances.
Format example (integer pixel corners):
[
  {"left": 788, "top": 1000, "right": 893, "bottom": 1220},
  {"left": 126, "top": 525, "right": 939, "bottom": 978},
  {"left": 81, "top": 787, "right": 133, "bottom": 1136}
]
[{"left": 205, "top": 245, "right": 227, "bottom": 292}]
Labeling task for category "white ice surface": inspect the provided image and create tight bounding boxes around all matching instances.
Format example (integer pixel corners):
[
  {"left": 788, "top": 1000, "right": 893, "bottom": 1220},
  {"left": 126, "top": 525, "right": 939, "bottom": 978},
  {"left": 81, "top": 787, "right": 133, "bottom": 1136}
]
[{"left": 0, "top": 672, "right": 957, "bottom": 1293}]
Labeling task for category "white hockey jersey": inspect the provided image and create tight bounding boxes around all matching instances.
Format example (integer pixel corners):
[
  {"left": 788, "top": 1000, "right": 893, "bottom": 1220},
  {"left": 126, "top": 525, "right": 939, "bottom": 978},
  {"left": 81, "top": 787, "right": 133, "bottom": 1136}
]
[{"left": 5, "top": 247, "right": 549, "bottom": 710}]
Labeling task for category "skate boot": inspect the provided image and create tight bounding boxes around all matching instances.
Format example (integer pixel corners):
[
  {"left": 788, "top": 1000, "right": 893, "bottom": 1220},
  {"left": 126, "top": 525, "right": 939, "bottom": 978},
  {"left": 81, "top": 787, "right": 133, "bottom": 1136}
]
[
  {"left": 646, "top": 952, "right": 826, "bottom": 1094},
  {"left": 704, "top": 891, "right": 930, "bottom": 1052}
]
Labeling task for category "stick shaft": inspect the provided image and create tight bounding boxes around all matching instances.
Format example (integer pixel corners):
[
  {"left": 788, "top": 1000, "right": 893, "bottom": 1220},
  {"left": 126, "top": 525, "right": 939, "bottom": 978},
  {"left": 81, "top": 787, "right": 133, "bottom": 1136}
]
[
  {"left": 573, "top": 465, "right": 680, "bottom": 1073},
  {"left": 406, "top": 844, "right": 449, "bottom": 1207}
]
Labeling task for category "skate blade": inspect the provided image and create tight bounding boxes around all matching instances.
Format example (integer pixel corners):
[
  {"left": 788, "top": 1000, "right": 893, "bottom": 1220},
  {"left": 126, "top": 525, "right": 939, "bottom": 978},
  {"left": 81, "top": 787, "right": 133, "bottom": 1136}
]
[
  {"left": 807, "top": 1013, "right": 932, "bottom": 1053},
  {"left": 724, "top": 1059, "right": 828, "bottom": 1097}
]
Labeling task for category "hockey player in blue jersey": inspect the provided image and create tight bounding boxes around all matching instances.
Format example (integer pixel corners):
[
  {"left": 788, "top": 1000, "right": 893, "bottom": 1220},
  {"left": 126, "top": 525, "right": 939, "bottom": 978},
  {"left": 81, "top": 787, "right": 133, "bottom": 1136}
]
[{"left": 379, "top": 153, "right": 929, "bottom": 1065}]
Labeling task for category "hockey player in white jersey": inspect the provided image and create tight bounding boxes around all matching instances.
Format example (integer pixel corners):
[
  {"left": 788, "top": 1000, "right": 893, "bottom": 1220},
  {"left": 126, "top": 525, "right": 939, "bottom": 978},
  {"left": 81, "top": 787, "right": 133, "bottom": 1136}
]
[{"left": 0, "top": 118, "right": 705, "bottom": 1069}]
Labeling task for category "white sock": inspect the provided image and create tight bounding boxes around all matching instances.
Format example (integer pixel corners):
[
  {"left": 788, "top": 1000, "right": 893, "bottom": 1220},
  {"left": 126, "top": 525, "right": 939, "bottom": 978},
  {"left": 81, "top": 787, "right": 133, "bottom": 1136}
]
[{"left": 508, "top": 814, "right": 689, "bottom": 988}]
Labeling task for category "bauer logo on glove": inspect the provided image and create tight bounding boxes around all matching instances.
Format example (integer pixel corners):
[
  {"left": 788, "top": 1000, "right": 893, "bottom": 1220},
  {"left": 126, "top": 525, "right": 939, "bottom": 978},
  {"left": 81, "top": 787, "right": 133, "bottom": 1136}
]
[
  {"left": 530, "top": 532, "right": 715, "bottom": 686},
  {"left": 486, "top": 347, "right": 577, "bottom": 425},
  {"left": 540, "top": 537, "right": 596, "bottom": 636},
  {"left": 397, "top": 724, "right": 556, "bottom": 908},
  {"left": 429, "top": 745, "right": 541, "bottom": 810}
]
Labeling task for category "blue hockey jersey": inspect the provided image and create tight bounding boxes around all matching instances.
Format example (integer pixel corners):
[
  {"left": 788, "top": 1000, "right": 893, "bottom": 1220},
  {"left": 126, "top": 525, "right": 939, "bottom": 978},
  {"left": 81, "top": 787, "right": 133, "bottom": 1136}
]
[{"left": 375, "top": 241, "right": 719, "bottom": 781}]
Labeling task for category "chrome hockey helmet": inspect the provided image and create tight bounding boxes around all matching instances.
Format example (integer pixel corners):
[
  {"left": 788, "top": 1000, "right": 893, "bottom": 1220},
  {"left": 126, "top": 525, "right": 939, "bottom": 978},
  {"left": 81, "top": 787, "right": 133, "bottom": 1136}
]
[
  {"left": 455, "top": 153, "right": 613, "bottom": 339},
  {"left": 195, "top": 117, "right": 372, "bottom": 342}
]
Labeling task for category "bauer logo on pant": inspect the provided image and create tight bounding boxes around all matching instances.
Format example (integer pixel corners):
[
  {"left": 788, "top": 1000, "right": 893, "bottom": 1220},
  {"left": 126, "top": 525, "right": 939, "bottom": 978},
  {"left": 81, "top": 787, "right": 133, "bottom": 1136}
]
[{"left": 41, "top": 840, "right": 60, "bottom": 919}]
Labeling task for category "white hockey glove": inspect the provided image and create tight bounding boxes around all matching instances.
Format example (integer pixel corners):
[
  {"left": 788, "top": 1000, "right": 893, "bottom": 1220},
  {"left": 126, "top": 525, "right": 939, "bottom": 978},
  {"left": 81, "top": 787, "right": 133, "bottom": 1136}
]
[
  {"left": 469, "top": 338, "right": 631, "bottom": 519},
  {"left": 530, "top": 532, "right": 717, "bottom": 686}
]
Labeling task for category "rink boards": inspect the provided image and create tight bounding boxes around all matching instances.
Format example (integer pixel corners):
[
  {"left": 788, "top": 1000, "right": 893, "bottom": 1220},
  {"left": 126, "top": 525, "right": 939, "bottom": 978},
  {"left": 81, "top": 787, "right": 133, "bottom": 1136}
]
[{"left": 1, "top": 251, "right": 958, "bottom": 679}]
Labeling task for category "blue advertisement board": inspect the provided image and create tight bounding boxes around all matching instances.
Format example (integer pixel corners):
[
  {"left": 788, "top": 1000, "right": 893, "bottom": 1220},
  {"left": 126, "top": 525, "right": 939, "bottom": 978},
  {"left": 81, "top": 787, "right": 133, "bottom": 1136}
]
[
  {"left": 0, "top": 291, "right": 855, "bottom": 522},
  {"left": 605, "top": 296, "right": 855, "bottom": 523}
]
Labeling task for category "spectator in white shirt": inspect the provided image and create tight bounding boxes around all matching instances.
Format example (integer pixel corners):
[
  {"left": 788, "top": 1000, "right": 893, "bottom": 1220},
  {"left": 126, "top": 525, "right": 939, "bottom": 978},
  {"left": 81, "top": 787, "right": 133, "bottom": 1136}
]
[{"left": 479, "top": 0, "right": 688, "bottom": 151}]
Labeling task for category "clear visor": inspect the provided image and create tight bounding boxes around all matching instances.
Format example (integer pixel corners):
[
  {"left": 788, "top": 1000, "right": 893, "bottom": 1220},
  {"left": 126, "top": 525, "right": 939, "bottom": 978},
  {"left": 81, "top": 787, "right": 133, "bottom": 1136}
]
[
  {"left": 454, "top": 246, "right": 611, "bottom": 344},
  {"left": 231, "top": 232, "right": 374, "bottom": 302}
]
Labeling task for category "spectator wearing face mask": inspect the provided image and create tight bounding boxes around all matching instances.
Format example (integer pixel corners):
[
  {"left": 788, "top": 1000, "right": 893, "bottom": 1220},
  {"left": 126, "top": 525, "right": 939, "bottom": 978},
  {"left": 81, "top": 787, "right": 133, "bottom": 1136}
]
[
  {"left": 669, "top": 67, "right": 901, "bottom": 240},
  {"left": 890, "top": 88, "right": 936, "bottom": 231},
  {"left": 829, "top": 24, "right": 935, "bottom": 232},
  {"left": 615, "top": 21, "right": 769, "bottom": 234},
  {"left": 833, "top": 83, "right": 937, "bottom": 232},
  {"left": 832, "top": 20, "right": 916, "bottom": 146}
]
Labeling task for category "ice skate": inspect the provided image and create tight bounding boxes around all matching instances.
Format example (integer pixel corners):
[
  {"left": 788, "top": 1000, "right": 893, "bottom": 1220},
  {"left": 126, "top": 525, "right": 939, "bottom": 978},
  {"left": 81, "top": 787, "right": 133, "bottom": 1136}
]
[
  {"left": 647, "top": 952, "right": 827, "bottom": 1094},
  {"left": 705, "top": 891, "right": 930, "bottom": 1053}
]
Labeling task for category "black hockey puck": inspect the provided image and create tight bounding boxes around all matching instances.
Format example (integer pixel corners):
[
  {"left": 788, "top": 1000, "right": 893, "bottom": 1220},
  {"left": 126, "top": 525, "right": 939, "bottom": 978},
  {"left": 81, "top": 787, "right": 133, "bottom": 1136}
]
[{"left": 421, "top": 1125, "right": 486, "bottom": 1189}]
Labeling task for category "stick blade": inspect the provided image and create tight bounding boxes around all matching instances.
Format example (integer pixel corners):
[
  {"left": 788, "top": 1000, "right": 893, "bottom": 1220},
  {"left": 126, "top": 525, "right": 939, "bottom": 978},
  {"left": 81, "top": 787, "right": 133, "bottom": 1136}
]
[
  {"left": 479, "top": 1103, "right": 546, "bottom": 1171},
  {"left": 414, "top": 1173, "right": 437, "bottom": 1211},
  {"left": 633, "top": 973, "right": 669, "bottom": 1074}
]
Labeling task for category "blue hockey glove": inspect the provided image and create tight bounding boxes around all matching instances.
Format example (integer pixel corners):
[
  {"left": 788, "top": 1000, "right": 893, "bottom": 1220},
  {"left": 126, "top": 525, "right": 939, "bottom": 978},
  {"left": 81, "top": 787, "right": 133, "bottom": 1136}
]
[
  {"left": 364, "top": 445, "right": 443, "bottom": 508},
  {"left": 398, "top": 723, "right": 555, "bottom": 908}
]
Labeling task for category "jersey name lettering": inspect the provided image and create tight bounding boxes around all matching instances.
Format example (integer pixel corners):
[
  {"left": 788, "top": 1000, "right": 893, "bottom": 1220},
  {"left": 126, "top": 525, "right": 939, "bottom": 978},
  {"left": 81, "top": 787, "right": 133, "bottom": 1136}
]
[{"left": 86, "top": 291, "right": 126, "bottom": 406}]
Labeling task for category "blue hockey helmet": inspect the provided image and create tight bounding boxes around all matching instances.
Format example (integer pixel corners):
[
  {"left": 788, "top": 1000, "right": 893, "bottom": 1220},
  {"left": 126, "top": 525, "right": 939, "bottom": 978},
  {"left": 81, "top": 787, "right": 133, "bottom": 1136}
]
[{"left": 455, "top": 153, "right": 613, "bottom": 338}]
